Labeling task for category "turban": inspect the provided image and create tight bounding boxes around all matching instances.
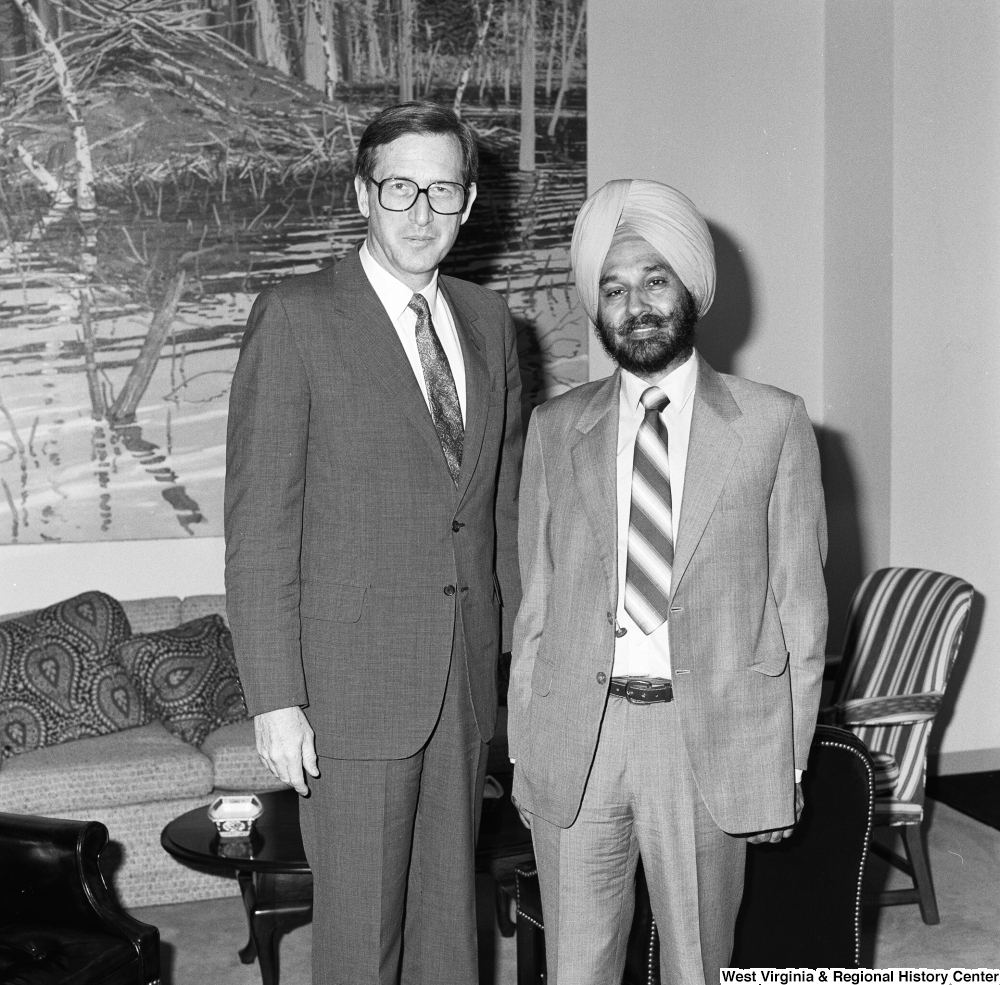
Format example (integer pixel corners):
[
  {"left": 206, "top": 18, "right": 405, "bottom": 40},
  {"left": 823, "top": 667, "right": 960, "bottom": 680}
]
[{"left": 571, "top": 178, "right": 716, "bottom": 323}]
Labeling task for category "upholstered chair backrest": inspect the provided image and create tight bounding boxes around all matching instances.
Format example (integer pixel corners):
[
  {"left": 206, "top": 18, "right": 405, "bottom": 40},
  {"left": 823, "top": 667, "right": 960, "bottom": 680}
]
[{"left": 831, "top": 567, "right": 974, "bottom": 808}]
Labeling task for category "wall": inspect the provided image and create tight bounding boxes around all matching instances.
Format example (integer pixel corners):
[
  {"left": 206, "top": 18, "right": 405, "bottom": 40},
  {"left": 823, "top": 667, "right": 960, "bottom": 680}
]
[
  {"left": 0, "top": 539, "right": 226, "bottom": 614},
  {"left": 822, "top": 0, "right": 894, "bottom": 629},
  {"left": 587, "top": 0, "right": 999, "bottom": 771},
  {"left": 588, "top": 0, "right": 826, "bottom": 415},
  {"left": 890, "top": 1, "right": 1000, "bottom": 770}
]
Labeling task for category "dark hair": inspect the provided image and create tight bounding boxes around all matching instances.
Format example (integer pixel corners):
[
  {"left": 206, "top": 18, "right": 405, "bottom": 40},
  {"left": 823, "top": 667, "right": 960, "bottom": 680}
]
[{"left": 354, "top": 102, "right": 479, "bottom": 187}]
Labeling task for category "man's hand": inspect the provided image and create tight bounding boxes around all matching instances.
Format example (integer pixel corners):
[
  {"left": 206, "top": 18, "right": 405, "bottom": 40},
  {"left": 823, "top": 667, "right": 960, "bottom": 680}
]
[
  {"left": 254, "top": 706, "right": 319, "bottom": 796},
  {"left": 746, "top": 781, "right": 804, "bottom": 845}
]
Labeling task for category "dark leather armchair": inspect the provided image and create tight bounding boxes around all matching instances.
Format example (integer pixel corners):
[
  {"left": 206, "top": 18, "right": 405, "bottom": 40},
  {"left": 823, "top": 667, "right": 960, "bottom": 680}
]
[
  {"left": 512, "top": 725, "right": 875, "bottom": 984},
  {"left": 730, "top": 725, "right": 875, "bottom": 968},
  {"left": 0, "top": 812, "right": 160, "bottom": 985}
]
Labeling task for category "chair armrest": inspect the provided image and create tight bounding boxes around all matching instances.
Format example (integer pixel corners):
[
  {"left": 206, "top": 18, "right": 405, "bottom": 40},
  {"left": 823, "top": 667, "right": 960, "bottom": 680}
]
[
  {"left": 823, "top": 691, "right": 942, "bottom": 726},
  {"left": 0, "top": 812, "right": 159, "bottom": 980}
]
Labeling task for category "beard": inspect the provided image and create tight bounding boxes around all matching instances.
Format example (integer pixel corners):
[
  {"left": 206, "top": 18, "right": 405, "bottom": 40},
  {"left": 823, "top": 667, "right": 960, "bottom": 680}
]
[{"left": 595, "top": 289, "right": 699, "bottom": 377}]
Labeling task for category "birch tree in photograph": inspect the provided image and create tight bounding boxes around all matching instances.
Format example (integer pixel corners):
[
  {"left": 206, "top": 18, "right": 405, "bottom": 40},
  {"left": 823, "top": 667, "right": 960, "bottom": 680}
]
[
  {"left": 108, "top": 272, "right": 187, "bottom": 426},
  {"left": 544, "top": 0, "right": 559, "bottom": 99},
  {"left": 364, "top": 0, "right": 385, "bottom": 80},
  {"left": 254, "top": 0, "right": 292, "bottom": 74},
  {"left": 452, "top": 0, "right": 495, "bottom": 117},
  {"left": 282, "top": 0, "right": 306, "bottom": 78},
  {"left": 35, "top": 0, "right": 58, "bottom": 38},
  {"left": 547, "top": 0, "right": 583, "bottom": 137},
  {"left": 336, "top": 1, "right": 352, "bottom": 82},
  {"left": 0, "top": 123, "right": 72, "bottom": 208},
  {"left": 11, "top": 0, "right": 95, "bottom": 211},
  {"left": 0, "top": 0, "right": 101, "bottom": 416},
  {"left": 0, "top": 121, "right": 100, "bottom": 416},
  {"left": 559, "top": 0, "right": 568, "bottom": 80},
  {"left": 423, "top": 28, "right": 442, "bottom": 99},
  {"left": 306, "top": 0, "right": 339, "bottom": 100},
  {"left": 0, "top": 0, "right": 26, "bottom": 85},
  {"left": 500, "top": 3, "right": 512, "bottom": 104},
  {"left": 519, "top": 0, "right": 536, "bottom": 173},
  {"left": 398, "top": 0, "right": 415, "bottom": 101}
]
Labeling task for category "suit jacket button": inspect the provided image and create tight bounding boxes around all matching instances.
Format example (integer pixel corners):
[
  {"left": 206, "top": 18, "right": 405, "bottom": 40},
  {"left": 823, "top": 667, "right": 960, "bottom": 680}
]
[
  {"left": 452, "top": 520, "right": 462, "bottom": 533},
  {"left": 596, "top": 672, "right": 607, "bottom": 685},
  {"left": 444, "top": 585, "right": 456, "bottom": 596}
]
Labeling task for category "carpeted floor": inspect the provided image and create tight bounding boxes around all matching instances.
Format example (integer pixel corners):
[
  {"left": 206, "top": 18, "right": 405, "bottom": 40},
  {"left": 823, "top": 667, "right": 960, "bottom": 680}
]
[
  {"left": 131, "top": 800, "right": 1000, "bottom": 984},
  {"left": 132, "top": 872, "right": 516, "bottom": 985},
  {"left": 861, "top": 800, "right": 1000, "bottom": 969}
]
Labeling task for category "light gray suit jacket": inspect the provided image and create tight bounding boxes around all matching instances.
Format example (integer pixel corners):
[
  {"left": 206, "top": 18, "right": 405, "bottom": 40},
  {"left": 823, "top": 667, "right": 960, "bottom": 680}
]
[
  {"left": 224, "top": 247, "right": 522, "bottom": 759},
  {"left": 508, "top": 354, "right": 827, "bottom": 833}
]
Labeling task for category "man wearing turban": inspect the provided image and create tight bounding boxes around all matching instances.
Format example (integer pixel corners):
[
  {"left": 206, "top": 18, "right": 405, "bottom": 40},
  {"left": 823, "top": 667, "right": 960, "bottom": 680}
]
[{"left": 508, "top": 179, "right": 828, "bottom": 983}]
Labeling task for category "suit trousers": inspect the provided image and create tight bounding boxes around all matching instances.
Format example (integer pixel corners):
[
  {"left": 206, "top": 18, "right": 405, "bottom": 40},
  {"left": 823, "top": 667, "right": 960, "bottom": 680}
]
[
  {"left": 531, "top": 694, "right": 746, "bottom": 985},
  {"left": 299, "top": 631, "right": 490, "bottom": 985}
]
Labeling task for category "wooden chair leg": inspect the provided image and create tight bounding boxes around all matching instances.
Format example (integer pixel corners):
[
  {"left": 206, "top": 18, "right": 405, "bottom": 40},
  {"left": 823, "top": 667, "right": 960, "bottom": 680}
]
[
  {"left": 902, "top": 822, "right": 939, "bottom": 925},
  {"left": 495, "top": 879, "right": 517, "bottom": 937}
]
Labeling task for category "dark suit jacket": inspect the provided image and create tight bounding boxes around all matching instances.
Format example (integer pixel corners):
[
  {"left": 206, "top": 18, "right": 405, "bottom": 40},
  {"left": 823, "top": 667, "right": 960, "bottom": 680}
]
[
  {"left": 509, "top": 356, "right": 827, "bottom": 832},
  {"left": 224, "top": 247, "right": 523, "bottom": 759}
]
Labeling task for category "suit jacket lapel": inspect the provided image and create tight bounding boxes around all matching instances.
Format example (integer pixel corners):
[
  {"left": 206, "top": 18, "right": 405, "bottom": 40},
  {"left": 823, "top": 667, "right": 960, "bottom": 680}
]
[
  {"left": 570, "top": 372, "right": 621, "bottom": 602},
  {"left": 671, "top": 354, "right": 743, "bottom": 594},
  {"left": 338, "top": 249, "right": 456, "bottom": 483},
  {"left": 441, "top": 281, "right": 490, "bottom": 505}
]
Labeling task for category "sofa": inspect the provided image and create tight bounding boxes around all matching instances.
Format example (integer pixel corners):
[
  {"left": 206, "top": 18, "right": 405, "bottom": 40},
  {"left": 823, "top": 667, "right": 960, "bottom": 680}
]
[{"left": 0, "top": 593, "right": 288, "bottom": 909}]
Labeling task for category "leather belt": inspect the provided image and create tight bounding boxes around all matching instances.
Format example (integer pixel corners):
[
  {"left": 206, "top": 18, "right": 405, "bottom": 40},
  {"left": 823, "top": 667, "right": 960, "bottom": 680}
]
[{"left": 608, "top": 677, "right": 673, "bottom": 704}]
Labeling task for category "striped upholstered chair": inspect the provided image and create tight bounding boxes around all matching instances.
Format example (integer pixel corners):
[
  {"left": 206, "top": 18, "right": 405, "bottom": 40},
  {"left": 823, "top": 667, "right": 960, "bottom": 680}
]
[{"left": 824, "top": 566, "right": 975, "bottom": 925}]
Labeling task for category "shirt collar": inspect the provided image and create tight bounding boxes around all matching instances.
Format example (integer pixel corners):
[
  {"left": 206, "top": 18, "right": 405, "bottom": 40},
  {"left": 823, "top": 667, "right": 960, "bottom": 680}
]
[
  {"left": 621, "top": 349, "right": 698, "bottom": 414},
  {"left": 359, "top": 240, "right": 440, "bottom": 323}
]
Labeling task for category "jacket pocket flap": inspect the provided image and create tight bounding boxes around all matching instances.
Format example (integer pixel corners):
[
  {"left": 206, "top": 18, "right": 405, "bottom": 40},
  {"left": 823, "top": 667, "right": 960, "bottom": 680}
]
[
  {"left": 748, "top": 651, "right": 789, "bottom": 677},
  {"left": 301, "top": 581, "right": 366, "bottom": 623}
]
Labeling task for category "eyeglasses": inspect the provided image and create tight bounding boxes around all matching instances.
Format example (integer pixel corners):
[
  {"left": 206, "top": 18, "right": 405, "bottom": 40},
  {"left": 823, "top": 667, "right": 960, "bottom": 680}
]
[{"left": 372, "top": 177, "right": 469, "bottom": 215}]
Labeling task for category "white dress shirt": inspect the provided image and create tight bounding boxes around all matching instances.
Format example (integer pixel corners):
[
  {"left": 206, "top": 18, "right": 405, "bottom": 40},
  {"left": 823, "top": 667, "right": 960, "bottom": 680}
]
[
  {"left": 612, "top": 351, "right": 698, "bottom": 679},
  {"left": 359, "top": 241, "right": 467, "bottom": 422}
]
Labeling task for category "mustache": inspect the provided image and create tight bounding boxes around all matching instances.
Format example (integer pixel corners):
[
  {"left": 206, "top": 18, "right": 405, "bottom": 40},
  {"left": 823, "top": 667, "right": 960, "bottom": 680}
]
[{"left": 617, "top": 312, "right": 672, "bottom": 336}]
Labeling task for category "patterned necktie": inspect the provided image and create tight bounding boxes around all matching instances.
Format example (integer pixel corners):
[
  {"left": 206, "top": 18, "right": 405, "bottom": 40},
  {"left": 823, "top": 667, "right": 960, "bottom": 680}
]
[
  {"left": 408, "top": 292, "right": 464, "bottom": 485},
  {"left": 624, "top": 386, "right": 674, "bottom": 635}
]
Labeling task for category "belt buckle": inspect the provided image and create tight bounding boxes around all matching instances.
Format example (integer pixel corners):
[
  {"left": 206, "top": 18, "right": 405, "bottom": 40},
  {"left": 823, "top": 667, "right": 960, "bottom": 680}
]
[{"left": 625, "top": 679, "right": 653, "bottom": 704}]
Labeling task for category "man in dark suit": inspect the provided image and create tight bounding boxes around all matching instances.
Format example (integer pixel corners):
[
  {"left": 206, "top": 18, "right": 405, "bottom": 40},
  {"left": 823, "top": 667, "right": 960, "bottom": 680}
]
[
  {"left": 224, "top": 102, "right": 523, "bottom": 985},
  {"left": 508, "top": 179, "right": 827, "bottom": 984}
]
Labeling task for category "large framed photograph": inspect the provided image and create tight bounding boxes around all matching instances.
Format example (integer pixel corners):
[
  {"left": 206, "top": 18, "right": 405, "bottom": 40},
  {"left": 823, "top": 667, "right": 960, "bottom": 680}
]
[{"left": 0, "top": 0, "right": 587, "bottom": 543}]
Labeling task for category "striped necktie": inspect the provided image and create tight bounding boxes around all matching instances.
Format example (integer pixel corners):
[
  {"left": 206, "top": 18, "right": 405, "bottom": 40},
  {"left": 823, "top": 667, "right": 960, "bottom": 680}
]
[
  {"left": 409, "top": 292, "right": 464, "bottom": 485},
  {"left": 624, "top": 386, "right": 674, "bottom": 635}
]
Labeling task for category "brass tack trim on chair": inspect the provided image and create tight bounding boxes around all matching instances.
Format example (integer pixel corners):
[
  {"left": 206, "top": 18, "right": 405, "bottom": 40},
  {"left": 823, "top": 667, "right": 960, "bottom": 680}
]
[
  {"left": 646, "top": 917, "right": 658, "bottom": 985},
  {"left": 820, "top": 735, "right": 876, "bottom": 969},
  {"left": 515, "top": 865, "right": 545, "bottom": 930}
]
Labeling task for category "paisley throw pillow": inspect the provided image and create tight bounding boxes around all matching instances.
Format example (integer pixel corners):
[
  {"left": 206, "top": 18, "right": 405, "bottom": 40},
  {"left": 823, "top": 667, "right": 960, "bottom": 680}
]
[
  {"left": 115, "top": 614, "right": 247, "bottom": 747},
  {"left": 0, "top": 591, "right": 146, "bottom": 759}
]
